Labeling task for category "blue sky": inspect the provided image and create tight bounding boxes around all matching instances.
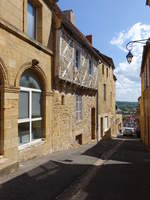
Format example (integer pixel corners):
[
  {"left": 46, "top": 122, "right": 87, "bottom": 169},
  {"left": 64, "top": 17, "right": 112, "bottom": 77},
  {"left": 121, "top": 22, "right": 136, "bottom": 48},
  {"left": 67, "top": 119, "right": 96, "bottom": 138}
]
[{"left": 58, "top": 0, "right": 150, "bottom": 102}]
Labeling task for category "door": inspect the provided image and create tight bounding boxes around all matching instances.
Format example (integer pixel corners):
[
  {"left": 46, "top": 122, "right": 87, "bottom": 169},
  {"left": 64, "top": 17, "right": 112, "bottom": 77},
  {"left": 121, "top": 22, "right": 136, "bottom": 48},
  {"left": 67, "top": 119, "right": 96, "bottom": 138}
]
[{"left": 91, "top": 108, "right": 96, "bottom": 139}]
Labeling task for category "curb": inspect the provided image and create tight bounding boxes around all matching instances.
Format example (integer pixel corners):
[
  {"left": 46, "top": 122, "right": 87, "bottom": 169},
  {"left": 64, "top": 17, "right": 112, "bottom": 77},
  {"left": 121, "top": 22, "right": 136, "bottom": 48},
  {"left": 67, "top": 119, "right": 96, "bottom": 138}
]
[{"left": 56, "top": 139, "right": 124, "bottom": 200}]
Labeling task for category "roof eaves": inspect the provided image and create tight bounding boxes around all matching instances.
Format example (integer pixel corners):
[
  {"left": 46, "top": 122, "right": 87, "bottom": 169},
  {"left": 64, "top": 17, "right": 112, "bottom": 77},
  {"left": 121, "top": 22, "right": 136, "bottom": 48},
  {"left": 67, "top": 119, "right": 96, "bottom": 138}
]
[
  {"left": 113, "top": 74, "right": 117, "bottom": 81},
  {"left": 146, "top": 0, "right": 150, "bottom": 5},
  {"left": 93, "top": 48, "right": 115, "bottom": 68},
  {"left": 53, "top": 4, "right": 100, "bottom": 60}
]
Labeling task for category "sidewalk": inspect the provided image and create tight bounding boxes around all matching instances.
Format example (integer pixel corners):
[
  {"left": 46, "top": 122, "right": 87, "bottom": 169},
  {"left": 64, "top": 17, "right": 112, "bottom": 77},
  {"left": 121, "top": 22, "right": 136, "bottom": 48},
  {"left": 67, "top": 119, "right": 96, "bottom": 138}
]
[{"left": 0, "top": 139, "right": 122, "bottom": 200}]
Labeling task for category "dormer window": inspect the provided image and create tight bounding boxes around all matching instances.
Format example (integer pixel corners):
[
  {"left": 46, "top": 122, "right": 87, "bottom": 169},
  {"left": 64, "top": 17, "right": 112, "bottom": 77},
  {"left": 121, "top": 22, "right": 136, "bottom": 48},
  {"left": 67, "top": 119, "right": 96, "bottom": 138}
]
[{"left": 27, "top": 1, "right": 37, "bottom": 39}]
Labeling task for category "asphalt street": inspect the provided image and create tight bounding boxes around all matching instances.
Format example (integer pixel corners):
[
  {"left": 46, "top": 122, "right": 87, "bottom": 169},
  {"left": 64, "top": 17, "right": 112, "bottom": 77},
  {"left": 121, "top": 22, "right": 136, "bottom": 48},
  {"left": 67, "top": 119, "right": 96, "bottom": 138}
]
[
  {"left": 0, "top": 138, "right": 149, "bottom": 200},
  {"left": 0, "top": 139, "right": 120, "bottom": 200},
  {"left": 71, "top": 138, "right": 150, "bottom": 200}
]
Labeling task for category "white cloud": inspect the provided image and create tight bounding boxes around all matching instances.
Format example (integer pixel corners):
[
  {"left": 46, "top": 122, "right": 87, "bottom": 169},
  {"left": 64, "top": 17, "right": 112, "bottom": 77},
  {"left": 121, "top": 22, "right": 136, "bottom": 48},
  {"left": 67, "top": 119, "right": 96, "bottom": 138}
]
[{"left": 110, "top": 22, "right": 150, "bottom": 102}]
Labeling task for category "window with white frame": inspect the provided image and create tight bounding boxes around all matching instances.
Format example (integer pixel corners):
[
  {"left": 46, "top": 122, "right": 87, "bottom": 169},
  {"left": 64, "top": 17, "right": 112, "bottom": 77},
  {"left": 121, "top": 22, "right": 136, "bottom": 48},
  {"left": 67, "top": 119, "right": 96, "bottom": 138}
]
[
  {"left": 104, "top": 116, "right": 109, "bottom": 131},
  {"left": 88, "top": 59, "right": 93, "bottom": 75},
  {"left": 76, "top": 95, "right": 82, "bottom": 120},
  {"left": 27, "top": 1, "right": 37, "bottom": 39},
  {"left": 75, "top": 48, "right": 81, "bottom": 69},
  {"left": 18, "top": 70, "right": 43, "bottom": 146}
]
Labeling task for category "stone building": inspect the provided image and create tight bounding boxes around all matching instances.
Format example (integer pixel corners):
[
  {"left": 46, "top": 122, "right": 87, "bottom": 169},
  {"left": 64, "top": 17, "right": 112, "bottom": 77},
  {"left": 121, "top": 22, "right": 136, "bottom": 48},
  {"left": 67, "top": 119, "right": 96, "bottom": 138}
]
[
  {"left": 139, "top": 39, "right": 150, "bottom": 146},
  {"left": 0, "top": 0, "right": 58, "bottom": 173},
  {"left": 94, "top": 49, "right": 117, "bottom": 140},
  {"left": 51, "top": 7, "right": 99, "bottom": 151},
  {"left": 0, "top": 0, "right": 117, "bottom": 173}
]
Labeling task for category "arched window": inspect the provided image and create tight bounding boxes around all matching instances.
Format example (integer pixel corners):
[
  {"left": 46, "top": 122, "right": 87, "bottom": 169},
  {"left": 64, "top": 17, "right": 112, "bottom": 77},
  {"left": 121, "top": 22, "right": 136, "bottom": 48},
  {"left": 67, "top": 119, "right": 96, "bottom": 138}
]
[{"left": 18, "top": 70, "right": 43, "bottom": 146}]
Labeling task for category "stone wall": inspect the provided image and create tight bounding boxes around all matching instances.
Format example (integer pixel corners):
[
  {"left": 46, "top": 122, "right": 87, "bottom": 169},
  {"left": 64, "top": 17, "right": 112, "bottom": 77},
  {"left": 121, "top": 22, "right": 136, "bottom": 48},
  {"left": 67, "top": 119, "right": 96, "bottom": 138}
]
[
  {"left": 97, "top": 62, "right": 116, "bottom": 139},
  {"left": 0, "top": 0, "right": 53, "bottom": 49},
  {"left": 0, "top": 14, "right": 53, "bottom": 167},
  {"left": 52, "top": 83, "right": 97, "bottom": 152}
]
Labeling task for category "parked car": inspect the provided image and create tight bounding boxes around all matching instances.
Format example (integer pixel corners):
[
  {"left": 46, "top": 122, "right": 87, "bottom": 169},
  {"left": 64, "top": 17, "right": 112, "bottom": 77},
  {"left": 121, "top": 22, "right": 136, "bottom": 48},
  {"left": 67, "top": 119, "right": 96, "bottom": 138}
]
[{"left": 123, "top": 127, "right": 134, "bottom": 136}]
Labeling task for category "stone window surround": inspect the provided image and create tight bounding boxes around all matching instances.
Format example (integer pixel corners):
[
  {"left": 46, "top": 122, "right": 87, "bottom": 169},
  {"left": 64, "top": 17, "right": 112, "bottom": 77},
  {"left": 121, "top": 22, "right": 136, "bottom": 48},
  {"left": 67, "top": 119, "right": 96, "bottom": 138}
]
[{"left": 23, "top": 0, "right": 43, "bottom": 43}]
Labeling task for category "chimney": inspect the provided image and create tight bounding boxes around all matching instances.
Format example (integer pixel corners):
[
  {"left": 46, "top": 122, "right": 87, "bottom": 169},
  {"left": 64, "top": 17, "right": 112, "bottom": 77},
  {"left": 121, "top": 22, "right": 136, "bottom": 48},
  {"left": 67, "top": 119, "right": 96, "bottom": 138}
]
[
  {"left": 86, "top": 35, "right": 93, "bottom": 45},
  {"left": 63, "top": 10, "right": 75, "bottom": 25}
]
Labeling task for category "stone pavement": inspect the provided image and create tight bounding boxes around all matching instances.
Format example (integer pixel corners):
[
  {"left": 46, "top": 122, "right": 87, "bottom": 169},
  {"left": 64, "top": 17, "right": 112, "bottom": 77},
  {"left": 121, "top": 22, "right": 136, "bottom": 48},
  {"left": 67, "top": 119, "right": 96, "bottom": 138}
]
[{"left": 0, "top": 139, "right": 122, "bottom": 200}]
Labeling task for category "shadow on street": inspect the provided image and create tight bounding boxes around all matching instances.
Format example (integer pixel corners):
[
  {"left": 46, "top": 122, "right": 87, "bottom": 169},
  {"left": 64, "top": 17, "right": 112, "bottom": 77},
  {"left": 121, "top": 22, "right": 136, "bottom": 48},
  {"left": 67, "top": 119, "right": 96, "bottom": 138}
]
[
  {"left": 80, "top": 139, "right": 150, "bottom": 200},
  {"left": 0, "top": 138, "right": 150, "bottom": 200}
]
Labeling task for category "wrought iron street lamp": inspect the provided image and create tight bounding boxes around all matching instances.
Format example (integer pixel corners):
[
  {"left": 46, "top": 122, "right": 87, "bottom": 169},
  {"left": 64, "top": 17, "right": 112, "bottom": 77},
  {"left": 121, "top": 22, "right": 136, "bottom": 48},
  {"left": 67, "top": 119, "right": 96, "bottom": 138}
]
[{"left": 126, "top": 39, "right": 149, "bottom": 64}]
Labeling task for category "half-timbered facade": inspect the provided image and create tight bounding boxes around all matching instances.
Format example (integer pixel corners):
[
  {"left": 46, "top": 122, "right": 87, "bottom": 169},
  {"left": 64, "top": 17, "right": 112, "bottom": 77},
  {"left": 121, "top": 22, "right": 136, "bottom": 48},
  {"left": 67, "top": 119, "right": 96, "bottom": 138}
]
[
  {"left": 52, "top": 8, "right": 99, "bottom": 151},
  {"left": 58, "top": 29, "right": 98, "bottom": 89}
]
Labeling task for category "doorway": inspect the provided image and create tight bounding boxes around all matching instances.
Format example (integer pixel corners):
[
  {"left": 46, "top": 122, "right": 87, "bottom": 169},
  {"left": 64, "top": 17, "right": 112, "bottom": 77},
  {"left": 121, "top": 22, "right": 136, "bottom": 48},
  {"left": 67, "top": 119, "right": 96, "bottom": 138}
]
[{"left": 91, "top": 108, "right": 96, "bottom": 139}]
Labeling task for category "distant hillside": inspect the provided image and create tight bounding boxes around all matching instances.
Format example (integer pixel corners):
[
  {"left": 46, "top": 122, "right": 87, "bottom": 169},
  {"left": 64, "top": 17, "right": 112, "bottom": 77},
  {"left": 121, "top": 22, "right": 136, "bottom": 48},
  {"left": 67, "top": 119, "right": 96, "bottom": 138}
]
[{"left": 116, "top": 101, "right": 138, "bottom": 112}]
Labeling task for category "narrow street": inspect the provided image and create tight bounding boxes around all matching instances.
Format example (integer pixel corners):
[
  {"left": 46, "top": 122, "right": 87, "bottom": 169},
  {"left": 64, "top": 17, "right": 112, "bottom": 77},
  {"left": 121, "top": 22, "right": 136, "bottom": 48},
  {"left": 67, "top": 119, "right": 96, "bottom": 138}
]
[
  {"left": 69, "top": 138, "right": 150, "bottom": 200},
  {"left": 0, "top": 138, "right": 150, "bottom": 200}
]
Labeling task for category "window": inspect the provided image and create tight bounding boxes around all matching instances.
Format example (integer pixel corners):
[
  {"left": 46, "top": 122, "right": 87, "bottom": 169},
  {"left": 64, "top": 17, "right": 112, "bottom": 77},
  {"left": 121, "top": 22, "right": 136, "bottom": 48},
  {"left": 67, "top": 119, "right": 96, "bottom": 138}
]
[
  {"left": 61, "top": 95, "right": 65, "bottom": 105},
  {"left": 76, "top": 95, "right": 82, "bottom": 120},
  {"left": 104, "top": 116, "right": 109, "bottom": 131},
  {"left": 102, "top": 64, "right": 104, "bottom": 75},
  {"left": 27, "top": 1, "right": 37, "bottom": 39},
  {"left": 88, "top": 59, "right": 93, "bottom": 75},
  {"left": 75, "top": 49, "right": 80, "bottom": 69},
  {"left": 104, "top": 84, "right": 106, "bottom": 101},
  {"left": 18, "top": 70, "right": 43, "bottom": 146},
  {"left": 106, "top": 68, "right": 108, "bottom": 78}
]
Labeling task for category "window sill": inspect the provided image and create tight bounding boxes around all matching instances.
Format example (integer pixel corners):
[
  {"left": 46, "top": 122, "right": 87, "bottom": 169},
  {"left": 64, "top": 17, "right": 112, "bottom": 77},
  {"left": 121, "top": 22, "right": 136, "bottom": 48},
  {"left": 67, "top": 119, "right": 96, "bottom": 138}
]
[
  {"left": 76, "top": 119, "right": 83, "bottom": 123},
  {"left": 19, "top": 138, "right": 45, "bottom": 151}
]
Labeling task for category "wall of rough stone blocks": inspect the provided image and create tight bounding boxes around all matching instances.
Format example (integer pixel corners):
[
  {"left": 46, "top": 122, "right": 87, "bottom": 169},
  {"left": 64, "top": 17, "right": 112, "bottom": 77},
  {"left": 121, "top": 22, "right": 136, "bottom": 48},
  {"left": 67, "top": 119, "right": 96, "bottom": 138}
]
[{"left": 52, "top": 88, "right": 96, "bottom": 152}]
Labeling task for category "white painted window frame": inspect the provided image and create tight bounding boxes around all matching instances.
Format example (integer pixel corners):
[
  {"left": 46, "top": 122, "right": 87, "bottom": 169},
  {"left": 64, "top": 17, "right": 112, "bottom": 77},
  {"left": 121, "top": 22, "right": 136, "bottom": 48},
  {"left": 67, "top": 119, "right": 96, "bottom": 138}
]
[
  {"left": 76, "top": 95, "right": 82, "bottom": 121},
  {"left": 104, "top": 116, "right": 109, "bottom": 132},
  {"left": 18, "top": 86, "right": 42, "bottom": 146}
]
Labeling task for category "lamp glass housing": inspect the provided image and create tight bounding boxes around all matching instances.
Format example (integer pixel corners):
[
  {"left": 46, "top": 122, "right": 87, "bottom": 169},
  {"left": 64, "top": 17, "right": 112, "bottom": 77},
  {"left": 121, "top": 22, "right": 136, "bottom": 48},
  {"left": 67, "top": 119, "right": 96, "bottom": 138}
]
[{"left": 126, "top": 51, "right": 133, "bottom": 64}]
